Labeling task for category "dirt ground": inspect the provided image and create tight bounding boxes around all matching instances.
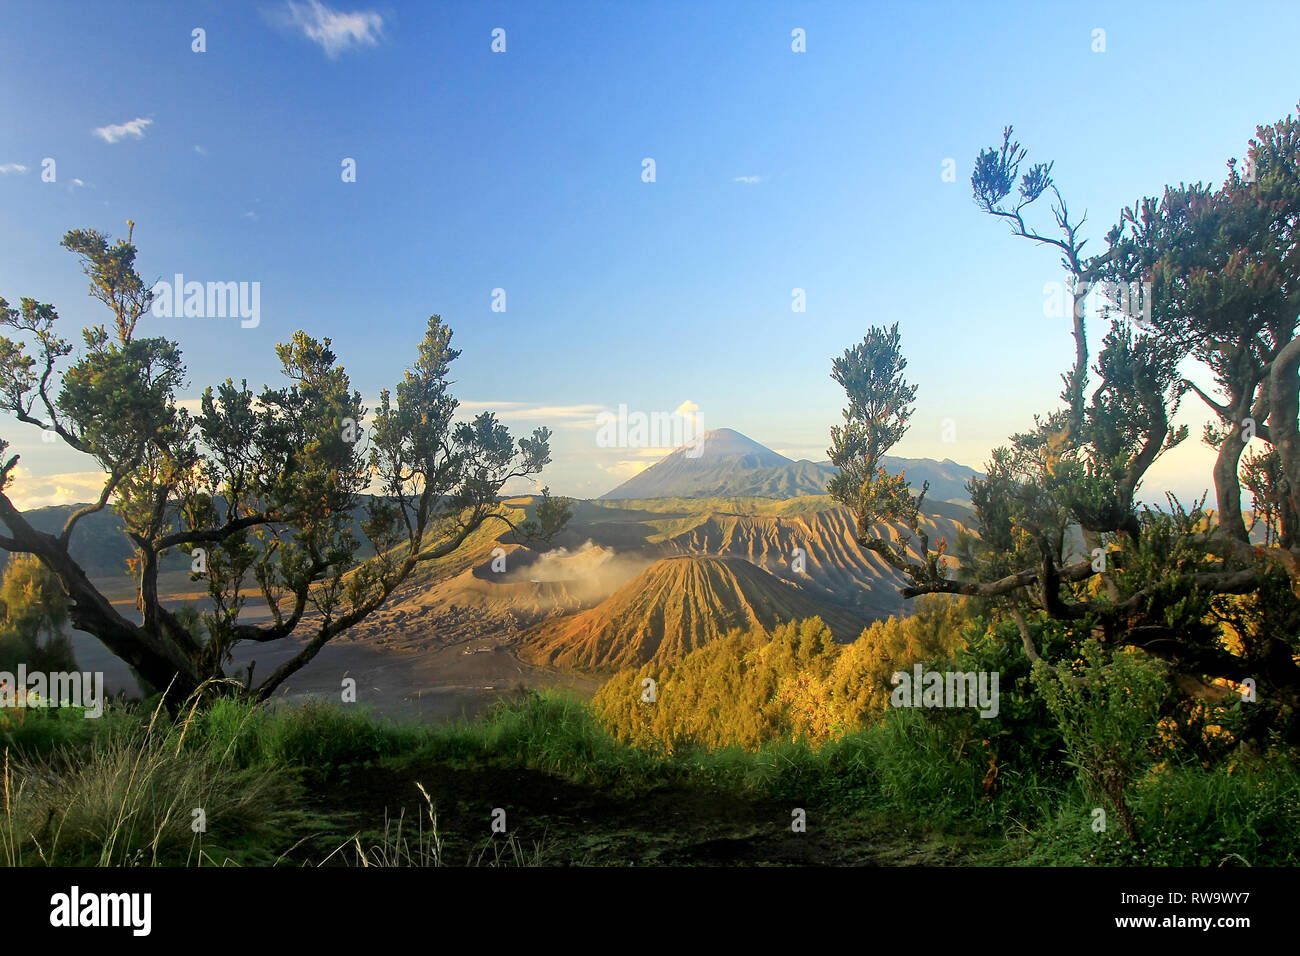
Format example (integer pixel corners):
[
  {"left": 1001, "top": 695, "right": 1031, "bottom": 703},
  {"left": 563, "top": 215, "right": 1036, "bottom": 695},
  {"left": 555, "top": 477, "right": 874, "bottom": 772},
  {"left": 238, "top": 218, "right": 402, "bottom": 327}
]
[
  {"left": 301, "top": 758, "right": 980, "bottom": 867},
  {"left": 72, "top": 571, "right": 599, "bottom": 722}
]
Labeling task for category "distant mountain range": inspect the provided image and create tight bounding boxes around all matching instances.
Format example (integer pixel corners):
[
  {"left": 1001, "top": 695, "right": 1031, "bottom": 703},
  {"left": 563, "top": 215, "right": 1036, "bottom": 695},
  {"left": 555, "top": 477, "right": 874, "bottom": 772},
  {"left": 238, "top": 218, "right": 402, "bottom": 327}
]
[
  {"left": 0, "top": 504, "right": 155, "bottom": 578},
  {"left": 600, "top": 428, "right": 982, "bottom": 504}
]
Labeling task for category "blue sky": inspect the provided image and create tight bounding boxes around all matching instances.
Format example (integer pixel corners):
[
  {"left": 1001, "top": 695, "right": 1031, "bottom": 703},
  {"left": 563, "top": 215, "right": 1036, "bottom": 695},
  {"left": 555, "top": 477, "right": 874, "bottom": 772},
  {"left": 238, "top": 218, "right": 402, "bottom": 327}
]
[{"left": 1, "top": 0, "right": 1297, "bottom": 507}]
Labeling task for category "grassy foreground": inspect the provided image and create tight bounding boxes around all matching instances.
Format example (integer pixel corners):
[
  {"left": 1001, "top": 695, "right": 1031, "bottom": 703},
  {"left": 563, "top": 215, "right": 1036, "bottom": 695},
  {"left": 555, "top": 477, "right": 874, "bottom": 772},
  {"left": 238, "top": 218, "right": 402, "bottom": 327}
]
[{"left": 2, "top": 688, "right": 1297, "bottom": 867}]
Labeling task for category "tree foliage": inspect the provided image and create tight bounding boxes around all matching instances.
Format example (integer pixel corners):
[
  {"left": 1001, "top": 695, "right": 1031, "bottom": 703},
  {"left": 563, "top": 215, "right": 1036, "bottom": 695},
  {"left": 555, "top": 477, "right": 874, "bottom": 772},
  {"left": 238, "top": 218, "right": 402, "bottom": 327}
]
[
  {"left": 517, "top": 486, "right": 573, "bottom": 546},
  {"left": 593, "top": 601, "right": 967, "bottom": 752},
  {"left": 828, "top": 107, "right": 1300, "bottom": 741},
  {"left": 0, "top": 226, "right": 560, "bottom": 706},
  {"left": 0, "top": 553, "right": 76, "bottom": 673}
]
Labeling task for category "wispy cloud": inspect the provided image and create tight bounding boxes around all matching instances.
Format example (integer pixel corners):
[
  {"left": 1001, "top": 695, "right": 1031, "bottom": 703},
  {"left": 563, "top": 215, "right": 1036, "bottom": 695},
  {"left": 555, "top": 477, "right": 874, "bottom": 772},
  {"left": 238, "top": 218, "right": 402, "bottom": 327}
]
[
  {"left": 457, "top": 401, "right": 606, "bottom": 426},
  {"left": 193, "top": 145, "right": 208, "bottom": 156},
  {"left": 0, "top": 163, "right": 28, "bottom": 175},
  {"left": 599, "top": 460, "right": 649, "bottom": 480},
  {"left": 93, "top": 117, "right": 153, "bottom": 144},
  {"left": 733, "top": 175, "right": 762, "bottom": 184},
  {"left": 278, "top": 0, "right": 384, "bottom": 57},
  {"left": 4, "top": 467, "right": 110, "bottom": 511}
]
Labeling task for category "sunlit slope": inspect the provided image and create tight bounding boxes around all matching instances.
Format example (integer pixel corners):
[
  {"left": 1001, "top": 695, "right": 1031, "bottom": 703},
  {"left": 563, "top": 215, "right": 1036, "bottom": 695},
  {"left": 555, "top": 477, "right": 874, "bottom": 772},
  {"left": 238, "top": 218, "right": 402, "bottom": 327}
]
[
  {"left": 517, "top": 554, "right": 867, "bottom": 673},
  {"left": 360, "top": 494, "right": 970, "bottom": 654},
  {"left": 657, "top": 503, "right": 968, "bottom": 619}
]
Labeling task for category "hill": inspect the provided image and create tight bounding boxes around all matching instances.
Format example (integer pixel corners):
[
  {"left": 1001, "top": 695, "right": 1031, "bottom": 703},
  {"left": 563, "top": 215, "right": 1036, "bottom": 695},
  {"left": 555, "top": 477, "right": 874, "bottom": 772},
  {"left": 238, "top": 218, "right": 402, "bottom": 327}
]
[
  {"left": 599, "top": 428, "right": 981, "bottom": 503},
  {"left": 517, "top": 554, "right": 867, "bottom": 673},
  {"left": 0, "top": 505, "right": 164, "bottom": 578},
  {"left": 656, "top": 502, "right": 967, "bottom": 619},
  {"left": 300, "top": 493, "right": 971, "bottom": 656}
]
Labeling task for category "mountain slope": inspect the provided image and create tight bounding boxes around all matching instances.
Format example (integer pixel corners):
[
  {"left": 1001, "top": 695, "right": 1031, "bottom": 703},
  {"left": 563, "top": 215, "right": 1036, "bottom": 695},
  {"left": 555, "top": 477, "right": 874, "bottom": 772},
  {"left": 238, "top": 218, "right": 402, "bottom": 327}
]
[
  {"left": 599, "top": 428, "right": 981, "bottom": 503},
  {"left": 657, "top": 504, "right": 967, "bottom": 619},
  {"left": 517, "top": 554, "right": 866, "bottom": 673}
]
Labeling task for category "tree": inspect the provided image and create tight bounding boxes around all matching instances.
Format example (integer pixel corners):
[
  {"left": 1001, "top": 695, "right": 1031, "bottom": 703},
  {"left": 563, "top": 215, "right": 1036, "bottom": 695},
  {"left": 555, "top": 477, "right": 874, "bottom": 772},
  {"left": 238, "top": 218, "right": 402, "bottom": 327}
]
[
  {"left": 826, "top": 323, "right": 946, "bottom": 589},
  {"left": 1101, "top": 112, "right": 1300, "bottom": 549},
  {"left": 1, "top": 552, "right": 69, "bottom": 638},
  {"left": 829, "top": 108, "right": 1300, "bottom": 734},
  {"left": 516, "top": 486, "right": 573, "bottom": 546},
  {"left": 0, "top": 552, "right": 77, "bottom": 673},
  {"left": 0, "top": 226, "right": 559, "bottom": 708}
]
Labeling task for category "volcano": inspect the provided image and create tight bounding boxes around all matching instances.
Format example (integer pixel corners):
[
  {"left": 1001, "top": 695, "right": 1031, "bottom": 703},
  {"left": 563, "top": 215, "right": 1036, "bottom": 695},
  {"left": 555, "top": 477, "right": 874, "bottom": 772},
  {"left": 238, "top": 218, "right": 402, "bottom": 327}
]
[
  {"left": 599, "top": 427, "right": 979, "bottom": 503},
  {"left": 517, "top": 553, "right": 866, "bottom": 673}
]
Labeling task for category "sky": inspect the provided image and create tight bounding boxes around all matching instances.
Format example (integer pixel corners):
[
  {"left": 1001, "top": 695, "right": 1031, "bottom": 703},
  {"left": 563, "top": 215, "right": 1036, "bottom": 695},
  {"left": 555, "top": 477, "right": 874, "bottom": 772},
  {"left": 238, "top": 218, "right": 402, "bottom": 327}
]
[{"left": 1, "top": 0, "right": 1298, "bottom": 509}]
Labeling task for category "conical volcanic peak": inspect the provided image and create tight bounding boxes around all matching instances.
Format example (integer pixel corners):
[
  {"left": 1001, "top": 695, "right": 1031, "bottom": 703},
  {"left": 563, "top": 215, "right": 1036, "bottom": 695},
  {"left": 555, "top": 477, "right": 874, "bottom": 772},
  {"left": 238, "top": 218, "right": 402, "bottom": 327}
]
[
  {"left": 600, "top": 428, "right": 800, "bottom": 500},
  {"left": 680, "top": 428, "right": 792, "bottom": 465},
  {"left": 601, "top": 427, "right": 982, "bottom": 503}
]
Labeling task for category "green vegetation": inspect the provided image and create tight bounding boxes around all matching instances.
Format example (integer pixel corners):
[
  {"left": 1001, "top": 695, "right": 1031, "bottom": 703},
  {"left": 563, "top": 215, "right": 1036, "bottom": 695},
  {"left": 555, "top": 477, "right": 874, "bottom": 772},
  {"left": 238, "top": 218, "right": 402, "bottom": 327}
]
[
  {"left": 515, "top": 487, "right": 573, "bottom": 546},
  {"left": 0, "top": 553, "right": 77, "bottom": 674},
  {"left": 3, "top": 677, "right": 1295, "bottom": 866},
  {"left": 821, "top": 109, "right": 1300, "bottom": 736},
  {"left": 0, "top": 229, "right": 561, "bottom": 708},
  {"left": 591, "top": 597, "right": 966, "bottom": 751},
  {"left": 1, "top": 699, "right": 302, "bottom": 866},
  {"left": 1032, "top": 640, "right": 1169, "bottom": 840},
  {"left": 3, "top": 579, "right": 1292, "bottom": 866},
  {"left": 3, "top": 108, "right": 1299, "bottom": 868}
]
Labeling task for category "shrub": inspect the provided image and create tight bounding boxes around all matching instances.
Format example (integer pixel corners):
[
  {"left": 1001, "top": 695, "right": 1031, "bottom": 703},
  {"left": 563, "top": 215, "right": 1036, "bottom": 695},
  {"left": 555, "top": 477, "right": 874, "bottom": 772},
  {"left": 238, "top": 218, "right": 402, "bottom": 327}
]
[{"left": 1032, "top": 640, "right": 1169, "bottom": 840}]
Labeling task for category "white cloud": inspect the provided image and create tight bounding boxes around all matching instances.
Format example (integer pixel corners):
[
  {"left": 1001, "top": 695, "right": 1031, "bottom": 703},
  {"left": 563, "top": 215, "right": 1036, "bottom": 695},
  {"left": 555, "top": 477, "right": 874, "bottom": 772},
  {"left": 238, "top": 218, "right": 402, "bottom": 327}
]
[
  {"left": 280, "top": 0, "right": 384, "bottom": 57},
  {"left": 194, "top": 145, "right": 208, "bottom": 156},
  {"left": 0, "top": 163, "right": 28, "bottom": 175},
  {"left": 599, "top": 460, "right": 648, "bottom": 480},
  {"left": 242, "top": 210, "right": 258, "bottom": 221},
  {"left": 4, "top": 467, "right": 110, "bottom": 511},
  {"left": 733, "top": 175, "right": 762, "bottom": 184},
  {"left": 457, "top": 401, "right": 606, "bottom": 426},
  {"left": 630, "top": 447, "right": 677, "bottom": 458},
  {"left": 93, "top": 117, "right": 153, "bottom": 144}
]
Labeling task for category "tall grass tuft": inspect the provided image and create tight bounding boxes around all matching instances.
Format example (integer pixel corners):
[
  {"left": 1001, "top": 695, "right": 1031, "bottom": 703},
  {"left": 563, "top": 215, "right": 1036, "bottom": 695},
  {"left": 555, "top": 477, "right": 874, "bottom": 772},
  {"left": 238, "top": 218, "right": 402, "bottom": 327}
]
[
  {"left": 329, "top": 781, "right": 546, "bottom": 867},
  {"left": 1, "top": 686, "right": 303, "bottom": 866}
]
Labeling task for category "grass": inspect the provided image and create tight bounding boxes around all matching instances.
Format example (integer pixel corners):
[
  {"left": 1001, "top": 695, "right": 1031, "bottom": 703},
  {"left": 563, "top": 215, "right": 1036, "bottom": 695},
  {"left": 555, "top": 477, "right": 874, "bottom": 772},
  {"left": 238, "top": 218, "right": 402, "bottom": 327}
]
[
  {"left": 196, "top": 695, "right": 434, "bottom": 777},
  {"left": 1, "top": 692, "right": 306, "bottom": 866},
  {"left": 1, "top": 687, "right": 1295, "bottom": 866},
  {"left": 325, "top": 782, "right": 547, "bottom": 867},
  {"left": 0, "top": 696, "right": 138, "bottom": 759}
]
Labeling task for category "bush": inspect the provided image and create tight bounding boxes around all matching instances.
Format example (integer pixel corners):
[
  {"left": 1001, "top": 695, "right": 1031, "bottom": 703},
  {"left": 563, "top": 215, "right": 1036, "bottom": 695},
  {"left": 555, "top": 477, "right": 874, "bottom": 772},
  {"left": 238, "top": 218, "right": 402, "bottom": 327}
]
[
  {"left": 194, "top": 696, "right": 433, "bottom": 773},
  {"left": 0, "top": 700, "right": 136, "bottom": 760},
  {"left": 1131, "top": 755, "right": 1300, "bottom": 865},
  {"left": 1032, "top": 641, "right": 1169, "bottom": 840}
]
